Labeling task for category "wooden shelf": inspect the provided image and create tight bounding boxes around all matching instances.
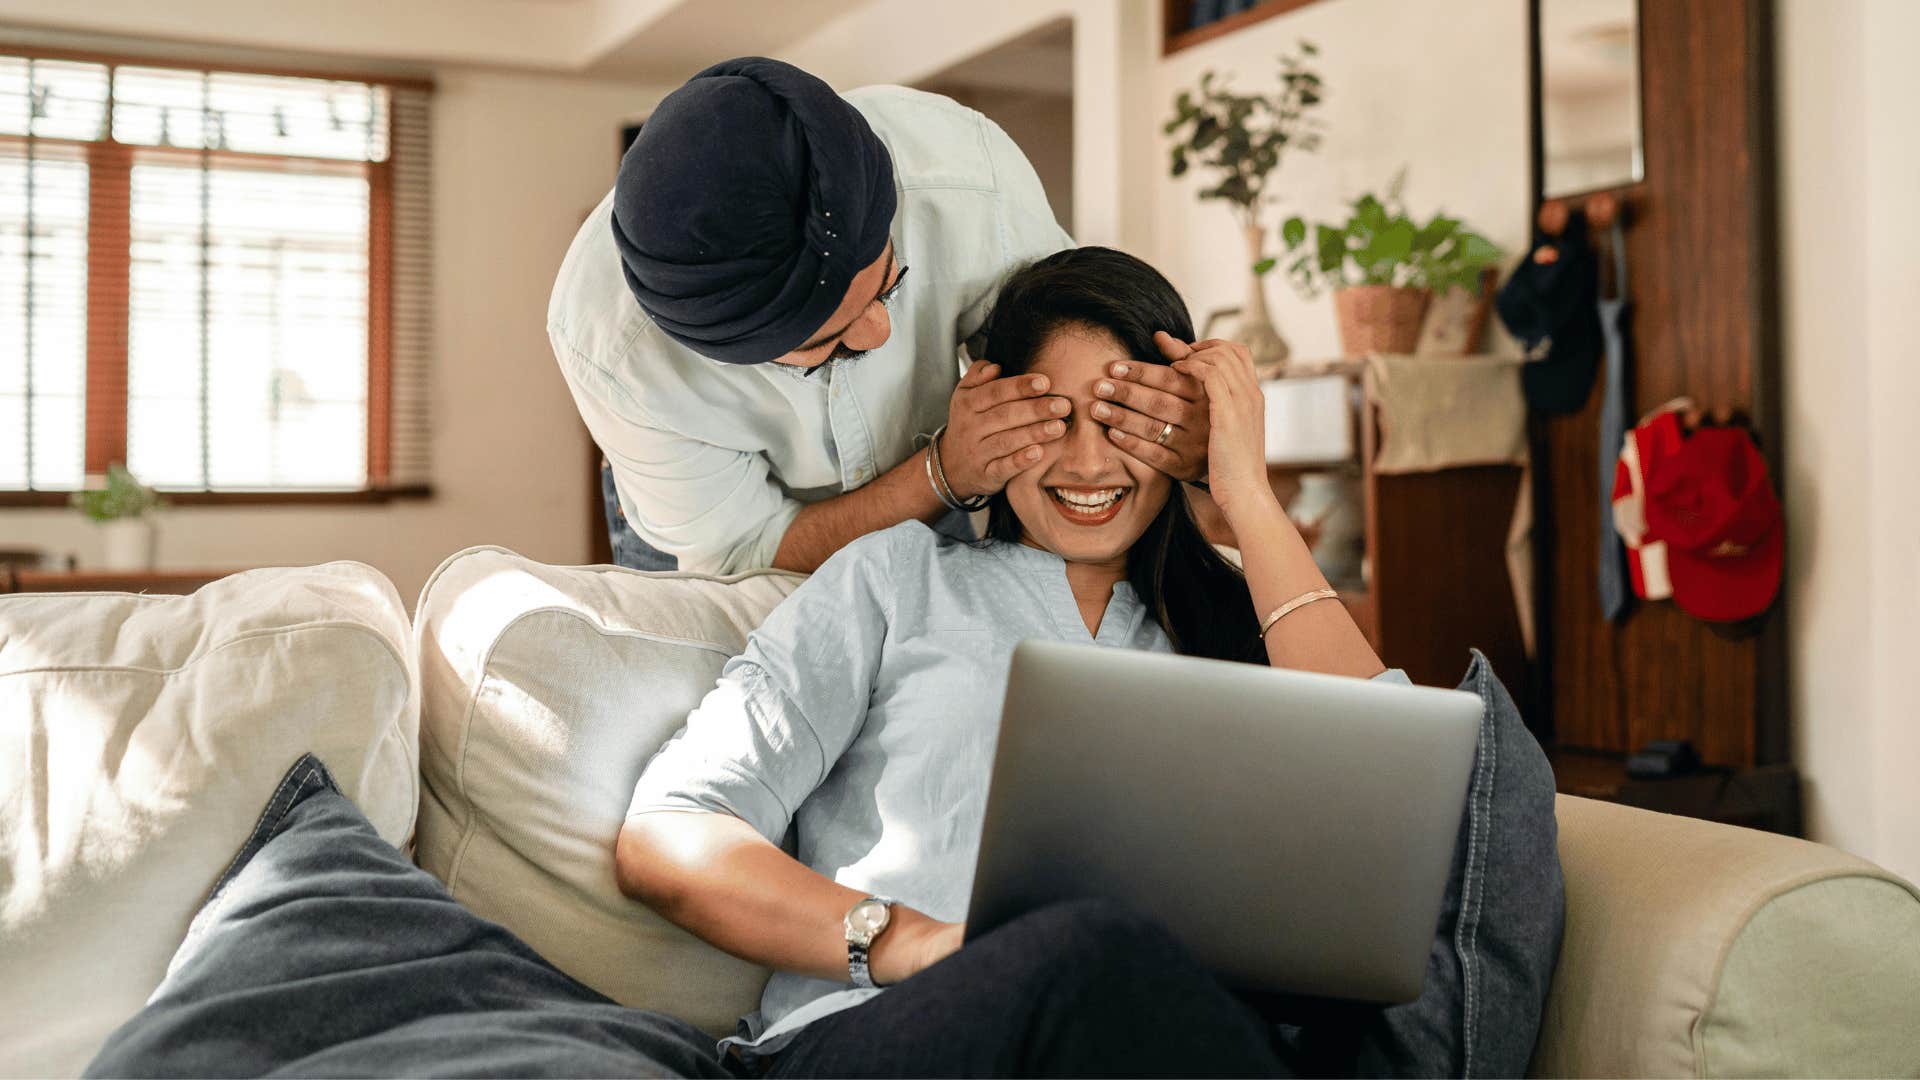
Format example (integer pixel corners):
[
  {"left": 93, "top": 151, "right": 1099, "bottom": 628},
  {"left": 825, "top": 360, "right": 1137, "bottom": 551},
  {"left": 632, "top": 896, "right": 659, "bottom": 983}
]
[
  {"left": 1163, "top": 0, "right": 1324, "bottom": 57},
  {"left": 1, "top": 568, "right": 242, "bottom": 595},
  {"left": 0, "top": 486, "right": 431, "bottom": 508},
  {"left": 1548, "top": 748, "right": 1801, "bottom": 836}
]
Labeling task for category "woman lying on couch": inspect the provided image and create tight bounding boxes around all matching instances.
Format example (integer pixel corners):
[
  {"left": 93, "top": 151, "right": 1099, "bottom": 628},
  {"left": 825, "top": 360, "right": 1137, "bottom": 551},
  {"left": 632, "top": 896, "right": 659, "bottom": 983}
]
[{"left": 615, "top": 246, "right": 1565, "bottom": 1077}]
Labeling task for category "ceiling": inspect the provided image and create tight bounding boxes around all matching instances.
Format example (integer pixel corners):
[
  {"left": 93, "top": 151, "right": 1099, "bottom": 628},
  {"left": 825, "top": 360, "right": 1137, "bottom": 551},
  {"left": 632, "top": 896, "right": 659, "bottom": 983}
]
[
  {"left": 917, "top": 19, "right": 1073, "bottom": 98},
  {"left": 584, "top": 0, "right": 861, "bottom": 81},
  {"left": 0, "top": 0, "right": 874, "bottom": 84}
]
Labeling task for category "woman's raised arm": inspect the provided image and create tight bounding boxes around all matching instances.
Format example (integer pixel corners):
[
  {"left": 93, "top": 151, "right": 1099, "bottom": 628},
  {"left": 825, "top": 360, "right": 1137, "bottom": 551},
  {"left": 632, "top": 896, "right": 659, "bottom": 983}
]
[{"left": 1121, "top": 333, "right": 1384, "bottom": 678}]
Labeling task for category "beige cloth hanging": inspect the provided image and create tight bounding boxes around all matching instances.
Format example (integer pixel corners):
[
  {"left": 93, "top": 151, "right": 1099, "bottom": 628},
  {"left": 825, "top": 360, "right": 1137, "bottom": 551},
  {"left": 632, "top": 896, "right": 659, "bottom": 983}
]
[{"left": 1365, "top": 355, "right": 1528, "bottom": 474}]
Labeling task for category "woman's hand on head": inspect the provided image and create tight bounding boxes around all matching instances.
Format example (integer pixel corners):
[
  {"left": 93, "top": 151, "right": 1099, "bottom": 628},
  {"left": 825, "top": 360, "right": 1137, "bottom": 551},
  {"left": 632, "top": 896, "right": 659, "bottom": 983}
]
[
  {"left": 1114, "top": 336, "right": 1278, "bottom": 524},
  {"left": 1085, "top": 331, "right": 1211, "bottom": 482}
]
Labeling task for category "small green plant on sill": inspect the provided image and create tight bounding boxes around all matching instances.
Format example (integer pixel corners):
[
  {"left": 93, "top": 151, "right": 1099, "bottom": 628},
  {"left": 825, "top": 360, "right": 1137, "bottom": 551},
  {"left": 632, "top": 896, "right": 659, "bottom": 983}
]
[
  {"left": 70, "top": 463, "right": 165, "bottom": 523},
  {"left": 1164, "top": 38, "right": 1327, "bottom": 237},
  {"left": 1277, "top": 171, "right": 1504, "bottom": 297}
]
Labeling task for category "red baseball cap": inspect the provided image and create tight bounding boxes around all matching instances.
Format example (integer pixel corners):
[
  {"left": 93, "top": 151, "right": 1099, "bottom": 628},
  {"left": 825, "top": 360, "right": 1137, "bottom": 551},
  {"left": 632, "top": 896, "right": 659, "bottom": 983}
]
[{"left": 1640, "top": 424, "right": 1782, "bottom": 622}]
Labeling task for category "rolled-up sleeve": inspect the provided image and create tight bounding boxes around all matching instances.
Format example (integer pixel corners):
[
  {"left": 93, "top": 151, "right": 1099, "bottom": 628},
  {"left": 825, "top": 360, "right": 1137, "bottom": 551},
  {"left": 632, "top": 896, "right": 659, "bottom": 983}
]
[
  {"left": 555, "top": 332, "right": 803, "bottom": 575},
  {"left": 626, "top": 530, "right": 896, "bottom": 842}
]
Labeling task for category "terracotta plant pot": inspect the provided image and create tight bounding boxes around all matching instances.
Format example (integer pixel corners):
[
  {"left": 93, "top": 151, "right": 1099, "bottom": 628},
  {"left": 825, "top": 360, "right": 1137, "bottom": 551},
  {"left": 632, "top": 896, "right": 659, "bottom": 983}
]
[{"left": 1333, "top": 285, "right": 1431, "bottom": 357}]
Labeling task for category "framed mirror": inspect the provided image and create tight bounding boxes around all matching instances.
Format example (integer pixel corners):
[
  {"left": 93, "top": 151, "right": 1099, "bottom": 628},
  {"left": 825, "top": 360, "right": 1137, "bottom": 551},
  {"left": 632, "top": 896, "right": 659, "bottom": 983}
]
[{"left": 1539, "top": 0, "right": 1643, "bottom": 197}]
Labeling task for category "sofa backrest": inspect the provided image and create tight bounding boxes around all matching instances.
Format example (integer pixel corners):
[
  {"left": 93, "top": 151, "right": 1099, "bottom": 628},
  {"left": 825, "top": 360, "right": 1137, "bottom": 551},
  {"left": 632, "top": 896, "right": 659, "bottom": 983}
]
[
  {"left": 1534, "top": 795, "right": 1920, "bottom": 1077},
  {"left": 0, "top": 563, "right": 418, "bottom": 1078},
  {"left": 412, "top": 546, "right": 803, "bottom": 1037}
]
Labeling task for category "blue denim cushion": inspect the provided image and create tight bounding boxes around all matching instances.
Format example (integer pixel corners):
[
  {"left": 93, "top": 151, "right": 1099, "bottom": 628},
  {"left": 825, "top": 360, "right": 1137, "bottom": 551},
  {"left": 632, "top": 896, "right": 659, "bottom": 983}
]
[
  {"left": 85, "top": 755, "right": 727, "bottom": 1079},
  {"left": 1346, "top": 650, "right": 1566, "bottom": 1078}
]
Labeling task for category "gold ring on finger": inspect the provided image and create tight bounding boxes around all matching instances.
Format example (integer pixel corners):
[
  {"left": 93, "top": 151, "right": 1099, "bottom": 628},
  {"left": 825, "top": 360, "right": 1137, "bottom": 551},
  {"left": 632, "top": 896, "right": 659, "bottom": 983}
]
[{"left": 1155, "top": 421, "right": 1174, "bottom": 446}]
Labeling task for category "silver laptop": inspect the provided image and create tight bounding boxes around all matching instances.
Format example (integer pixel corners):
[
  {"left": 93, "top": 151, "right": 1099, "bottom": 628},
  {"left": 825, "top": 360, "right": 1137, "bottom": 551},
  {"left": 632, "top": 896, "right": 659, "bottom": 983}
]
[{"left": 965, "top": 639, "right": 1481, "bottom": 1004}]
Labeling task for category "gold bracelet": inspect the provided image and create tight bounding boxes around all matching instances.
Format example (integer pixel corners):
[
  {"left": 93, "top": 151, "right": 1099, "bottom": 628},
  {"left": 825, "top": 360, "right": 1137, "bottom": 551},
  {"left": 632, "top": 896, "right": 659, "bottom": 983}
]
[{"left": 1258, "top": 587, "right": 1340, "bottom": 639}]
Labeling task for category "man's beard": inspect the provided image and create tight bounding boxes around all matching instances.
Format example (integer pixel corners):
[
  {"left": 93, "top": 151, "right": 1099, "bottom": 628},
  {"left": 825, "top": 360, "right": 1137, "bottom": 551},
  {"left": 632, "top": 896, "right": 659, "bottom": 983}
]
[{"left": 802, "top": 345, "right": 871, "bottom": 376}]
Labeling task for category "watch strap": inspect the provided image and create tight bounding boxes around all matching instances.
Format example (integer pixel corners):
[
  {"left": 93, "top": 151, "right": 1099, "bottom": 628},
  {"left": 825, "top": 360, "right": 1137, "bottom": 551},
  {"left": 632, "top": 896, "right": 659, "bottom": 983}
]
[
  {"left": 848, "top": 939, "right": 876, "bottom": 989},
  {"left": 845, "top": 895, "right": 895, "bottom": 989}
]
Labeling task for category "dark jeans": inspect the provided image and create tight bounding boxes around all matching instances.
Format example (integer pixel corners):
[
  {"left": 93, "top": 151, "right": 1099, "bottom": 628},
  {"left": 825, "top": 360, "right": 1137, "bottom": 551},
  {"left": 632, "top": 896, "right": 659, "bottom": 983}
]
[
  {"left": 764, "top": 899, "right": 1297, "bottom": 1078},
  {"left": 603, "top": 458, "right": 679, "bottom": 571}
]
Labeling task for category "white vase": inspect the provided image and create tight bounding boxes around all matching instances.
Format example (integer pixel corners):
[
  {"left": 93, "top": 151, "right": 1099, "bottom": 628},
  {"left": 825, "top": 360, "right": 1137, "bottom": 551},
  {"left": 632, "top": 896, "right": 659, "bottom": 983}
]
[
  {"left": 100, "top": 519, "right": 156, "bottom": 571},
  {"left": 1239, "top": 223, "right": 1291, "bottom": 368}
]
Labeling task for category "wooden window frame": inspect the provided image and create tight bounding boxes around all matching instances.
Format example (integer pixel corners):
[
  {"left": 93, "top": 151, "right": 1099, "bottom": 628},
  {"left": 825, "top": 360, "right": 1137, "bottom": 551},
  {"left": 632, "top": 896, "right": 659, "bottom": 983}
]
[{"left": 0, "top": 45, "right": 433, "bottom": 507}]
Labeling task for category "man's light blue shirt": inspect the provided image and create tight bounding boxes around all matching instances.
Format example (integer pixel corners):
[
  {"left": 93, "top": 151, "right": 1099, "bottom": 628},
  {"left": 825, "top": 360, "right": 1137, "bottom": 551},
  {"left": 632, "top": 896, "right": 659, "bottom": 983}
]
[{"left": 549, "top": 88, "right": 1072, "bottom": 575}]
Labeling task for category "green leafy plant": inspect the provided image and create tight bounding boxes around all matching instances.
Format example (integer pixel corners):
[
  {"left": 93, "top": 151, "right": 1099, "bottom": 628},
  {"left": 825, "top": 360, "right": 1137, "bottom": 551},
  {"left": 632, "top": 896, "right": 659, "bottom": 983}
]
[
  {"left": 70, "top": 463, "right": 164, "bottom": 523},
  {"left": 1164, "top": 39, "right": 1326, "bottom": 234},
  {"left": 1278, "top": 173, "right": 1504, "bottom": 297}
]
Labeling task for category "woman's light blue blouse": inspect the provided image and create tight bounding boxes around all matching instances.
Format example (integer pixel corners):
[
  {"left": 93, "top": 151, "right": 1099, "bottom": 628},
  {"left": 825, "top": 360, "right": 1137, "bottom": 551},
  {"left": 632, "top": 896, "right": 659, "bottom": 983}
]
[{"left": 627, "top": 521, "right": 1398, "bottom": 1055}]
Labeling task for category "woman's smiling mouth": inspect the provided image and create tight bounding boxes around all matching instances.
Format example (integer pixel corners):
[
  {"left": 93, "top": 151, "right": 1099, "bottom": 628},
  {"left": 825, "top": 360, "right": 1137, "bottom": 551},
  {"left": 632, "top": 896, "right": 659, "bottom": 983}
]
[{"left": 1047, "top": 485, "right": 1130, "bottom": 526}]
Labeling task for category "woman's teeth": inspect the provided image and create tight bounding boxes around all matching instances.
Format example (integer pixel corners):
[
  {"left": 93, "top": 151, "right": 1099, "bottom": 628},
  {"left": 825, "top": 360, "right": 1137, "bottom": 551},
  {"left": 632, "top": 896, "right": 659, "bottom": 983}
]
[{"left": 1049, "top": 487, "right": 1126, "bottom": 513}]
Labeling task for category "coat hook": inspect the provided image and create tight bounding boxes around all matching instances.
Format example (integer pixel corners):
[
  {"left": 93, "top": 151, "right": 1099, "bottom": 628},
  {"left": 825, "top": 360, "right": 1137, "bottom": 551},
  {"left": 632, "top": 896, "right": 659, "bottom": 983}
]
[
  {"left": 1537, "top": 200, "right": 1570, "bottom": 238},
  {"left": 1587, "top": 191, "right": 1621, "bottom": 230},
  {"left": 1533, "top": 200, "right": 1570, "bottom": 264}
]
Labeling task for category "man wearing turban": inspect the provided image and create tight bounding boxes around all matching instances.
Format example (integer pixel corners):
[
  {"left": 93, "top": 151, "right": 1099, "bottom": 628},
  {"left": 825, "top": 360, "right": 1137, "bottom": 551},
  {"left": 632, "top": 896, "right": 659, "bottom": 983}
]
[{"left": 549, "top": 57, "right": 1208, "bottom": 574}]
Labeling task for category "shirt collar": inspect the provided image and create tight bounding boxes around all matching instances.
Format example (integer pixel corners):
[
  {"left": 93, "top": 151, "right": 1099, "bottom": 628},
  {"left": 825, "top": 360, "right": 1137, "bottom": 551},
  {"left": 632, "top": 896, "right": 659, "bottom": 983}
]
[{"left": 989, "top": 539, "right": 1145, "bottom": 643}]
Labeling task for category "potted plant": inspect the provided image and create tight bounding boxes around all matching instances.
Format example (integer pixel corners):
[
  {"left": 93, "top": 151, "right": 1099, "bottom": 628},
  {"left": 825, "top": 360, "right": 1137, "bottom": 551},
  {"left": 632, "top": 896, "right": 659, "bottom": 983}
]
[
  {"left": 1279, "top": 174, "right": 1504, "bottom": 356},
  {"left": 71, "top": 464, "right": 165, "bottom": 571},
  {"left": 1164, "top": 39, "right": 1326, "bottom": 365}
]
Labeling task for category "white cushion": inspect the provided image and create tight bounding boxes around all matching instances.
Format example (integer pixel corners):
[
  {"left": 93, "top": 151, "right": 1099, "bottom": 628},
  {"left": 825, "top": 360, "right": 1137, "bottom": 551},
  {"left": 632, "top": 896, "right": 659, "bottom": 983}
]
[
  {"left": 0, "top": 562, "right": 418, "bottom": 1078},
  {"left": 413, "top": 546, "right": 803, "bottom": 1037}
]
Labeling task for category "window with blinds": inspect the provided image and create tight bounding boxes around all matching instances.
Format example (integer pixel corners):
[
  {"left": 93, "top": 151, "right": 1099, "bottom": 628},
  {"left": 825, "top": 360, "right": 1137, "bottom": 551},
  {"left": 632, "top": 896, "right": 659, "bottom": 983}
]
[{"left": 0, "top": 52, "right": 431, "bottom": 496}]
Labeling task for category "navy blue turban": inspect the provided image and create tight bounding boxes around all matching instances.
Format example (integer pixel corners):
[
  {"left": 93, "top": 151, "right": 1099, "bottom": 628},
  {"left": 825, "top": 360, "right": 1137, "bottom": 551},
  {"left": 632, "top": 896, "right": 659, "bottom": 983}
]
[{"left": 610, "top": 57, "right": 897, "bottom": 364}]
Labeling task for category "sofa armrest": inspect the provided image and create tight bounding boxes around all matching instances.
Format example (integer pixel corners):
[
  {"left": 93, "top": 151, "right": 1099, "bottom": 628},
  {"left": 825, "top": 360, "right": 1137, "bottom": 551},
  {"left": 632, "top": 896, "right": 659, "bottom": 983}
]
[{"left": 1531, "top": 795, "right": 1920, "bottom": 1078}]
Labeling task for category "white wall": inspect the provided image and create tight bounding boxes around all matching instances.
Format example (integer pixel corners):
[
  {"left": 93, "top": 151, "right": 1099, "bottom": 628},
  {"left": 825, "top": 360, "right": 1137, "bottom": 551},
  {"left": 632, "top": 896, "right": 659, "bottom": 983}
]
[
  {"left": 782, "top": 0, "right": 1529, "bottom": 358},
  {"left": 1859, "top": 0, "right": 1920, "bottom": 889},
  {"left": 1, "top": 66, "right": 671, "bottom": 604},
  {"left": 1149, "top": 0, "right": 1530, "bottom": 358},
  {"left": 780, "top": 0, "right": 1157, "bottom": 253},
  {"left": 930, "top": 86, "right": 1075, "bottom": 232},
  {"left": 1778, "top": 0, "right": 1920, "bottom": 883}
]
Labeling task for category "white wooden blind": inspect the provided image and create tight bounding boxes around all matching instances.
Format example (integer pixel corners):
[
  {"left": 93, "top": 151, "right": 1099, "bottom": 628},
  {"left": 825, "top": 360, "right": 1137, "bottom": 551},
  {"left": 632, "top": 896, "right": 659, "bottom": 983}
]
[
  {"left": 0, "top": 51, "right": 432, "bottom": 494},
  {"left": 0, "top": 57, "right": 100, "bottom": 490}
]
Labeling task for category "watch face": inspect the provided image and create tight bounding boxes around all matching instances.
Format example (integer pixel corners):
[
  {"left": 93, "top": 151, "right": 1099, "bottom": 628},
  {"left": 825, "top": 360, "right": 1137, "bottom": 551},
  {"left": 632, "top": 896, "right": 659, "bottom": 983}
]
[{"left": 848, "top": 900, "right": 889, "bottom": 938}]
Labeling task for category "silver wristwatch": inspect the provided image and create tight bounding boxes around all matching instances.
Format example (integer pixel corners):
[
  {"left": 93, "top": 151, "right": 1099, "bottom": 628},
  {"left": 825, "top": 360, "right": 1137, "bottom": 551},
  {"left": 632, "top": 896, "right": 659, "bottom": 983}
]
[{"left": 843, "top": 895, "right": 895, "bottom": 989}]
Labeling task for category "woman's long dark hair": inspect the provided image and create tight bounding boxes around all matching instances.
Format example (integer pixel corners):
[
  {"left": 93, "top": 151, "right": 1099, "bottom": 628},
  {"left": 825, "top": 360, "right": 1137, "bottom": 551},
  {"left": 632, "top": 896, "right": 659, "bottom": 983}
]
[{"left": 980, "top": 247, "right": 1265, "bottom": 665}]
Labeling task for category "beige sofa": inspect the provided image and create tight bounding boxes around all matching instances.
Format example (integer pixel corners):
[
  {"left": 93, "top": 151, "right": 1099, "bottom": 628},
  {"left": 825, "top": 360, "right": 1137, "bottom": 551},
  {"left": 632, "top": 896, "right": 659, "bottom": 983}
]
[{"left": 4, "top": 549, "right": 1917, "bottom": 1078}]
